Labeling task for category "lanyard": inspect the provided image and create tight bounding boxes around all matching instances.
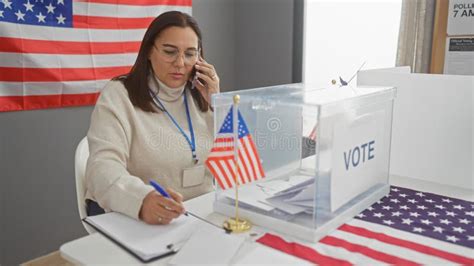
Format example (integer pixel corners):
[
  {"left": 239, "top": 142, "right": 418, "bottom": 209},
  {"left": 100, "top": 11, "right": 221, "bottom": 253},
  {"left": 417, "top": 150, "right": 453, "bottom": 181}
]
[{"left": 150, "top": 89, "right": 198, "bottom": 164}]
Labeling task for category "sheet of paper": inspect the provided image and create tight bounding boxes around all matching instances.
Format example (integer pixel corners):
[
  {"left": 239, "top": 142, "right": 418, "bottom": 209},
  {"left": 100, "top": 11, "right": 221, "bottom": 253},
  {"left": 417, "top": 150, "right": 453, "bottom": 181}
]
[
  {"left": 262, "top": 196, "right": 307, "bottom": 215},
  {"left": 169, "top": 226, "right": 245, "bottom": 265},
  {"left": 285, "top": 183, "right": 315, "bottom": 203},
  {"left": 257, "top": 175, "right": 314, "bottom": 195},
  {"left": 291, "top": 200, "right": 314, "bottom": 208},
  {"left": 85, "top": 212, "right": 197, "bottom": 261},
  {"left": 223, "top": 184, "right": 275, "bottom": 212},
  {"left": 274, "top": 176, "right": 314, "bottom": 196}
]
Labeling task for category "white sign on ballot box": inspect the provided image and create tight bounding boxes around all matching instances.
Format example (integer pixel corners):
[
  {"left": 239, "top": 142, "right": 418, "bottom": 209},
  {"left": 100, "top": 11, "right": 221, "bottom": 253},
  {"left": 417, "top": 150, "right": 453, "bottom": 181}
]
[{"left": 331, "top": 113, "right": 380, "bottom": 211}]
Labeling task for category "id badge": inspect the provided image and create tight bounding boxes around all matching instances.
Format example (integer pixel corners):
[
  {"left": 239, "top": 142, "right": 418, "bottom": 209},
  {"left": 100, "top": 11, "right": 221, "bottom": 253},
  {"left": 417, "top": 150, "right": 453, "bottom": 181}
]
[{"left": 182, "top": 164, "right": 205, "bottom": 188}]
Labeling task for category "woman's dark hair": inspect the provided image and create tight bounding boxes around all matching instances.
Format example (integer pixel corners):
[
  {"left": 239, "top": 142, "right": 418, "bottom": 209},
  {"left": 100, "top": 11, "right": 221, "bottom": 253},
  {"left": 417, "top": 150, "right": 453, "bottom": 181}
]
[{"left": 113, "top": 11, "right": 209, "bottom": 113}]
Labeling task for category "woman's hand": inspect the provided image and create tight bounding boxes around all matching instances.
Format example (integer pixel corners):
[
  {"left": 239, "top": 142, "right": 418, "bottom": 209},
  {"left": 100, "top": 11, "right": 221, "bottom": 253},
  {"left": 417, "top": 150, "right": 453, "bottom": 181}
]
[
  {"left": 139, "top": 188, "right": 185, "bottom": 225},
  {"left": 194, "top": 56, "right": 220, "bottom": 106}
]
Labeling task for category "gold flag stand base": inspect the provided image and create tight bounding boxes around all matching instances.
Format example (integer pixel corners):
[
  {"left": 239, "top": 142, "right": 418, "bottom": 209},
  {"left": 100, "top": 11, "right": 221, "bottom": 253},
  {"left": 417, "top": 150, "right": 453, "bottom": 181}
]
[{"left": 223, "top": 217, "right": 252, "bottom": 233}]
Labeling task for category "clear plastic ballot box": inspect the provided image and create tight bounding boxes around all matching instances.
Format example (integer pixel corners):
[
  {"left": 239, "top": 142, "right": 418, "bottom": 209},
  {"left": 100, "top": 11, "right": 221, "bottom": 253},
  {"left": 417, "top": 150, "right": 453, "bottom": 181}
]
[{"left": 210, "top": 84, "right": 396, "bottom": 242}]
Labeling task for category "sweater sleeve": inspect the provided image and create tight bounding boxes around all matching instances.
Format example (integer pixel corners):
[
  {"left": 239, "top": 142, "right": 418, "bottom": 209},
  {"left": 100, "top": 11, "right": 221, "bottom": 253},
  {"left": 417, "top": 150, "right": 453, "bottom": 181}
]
[{"left": 85, "top": 81, "right": 154, "bottom": 220}]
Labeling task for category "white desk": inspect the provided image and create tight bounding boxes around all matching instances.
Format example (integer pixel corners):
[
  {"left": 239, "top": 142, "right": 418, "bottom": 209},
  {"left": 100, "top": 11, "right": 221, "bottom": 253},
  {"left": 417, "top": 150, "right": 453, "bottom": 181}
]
[
  {"left": 60, "top": 192, "right": 308, "bottom": 265},
  {"left": 60, "top": 176, "right": 473, "bottom": 265}
]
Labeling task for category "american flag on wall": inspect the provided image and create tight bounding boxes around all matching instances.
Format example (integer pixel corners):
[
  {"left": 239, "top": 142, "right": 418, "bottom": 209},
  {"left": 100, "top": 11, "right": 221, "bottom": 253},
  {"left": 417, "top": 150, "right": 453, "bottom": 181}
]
[
  {"left": 0, "top": 0, "right": 191, "bottom": 112},
  {"left": 206, "top": 106, "right": 265, "bottom": 190},
  {"left": 258, "top": 186, "right": 474, "bottom": 265}
]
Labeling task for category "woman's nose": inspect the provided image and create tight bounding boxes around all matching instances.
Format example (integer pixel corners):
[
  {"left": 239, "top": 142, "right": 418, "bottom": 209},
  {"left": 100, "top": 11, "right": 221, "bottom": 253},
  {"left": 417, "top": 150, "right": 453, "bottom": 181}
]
[{"left": 173, "top": 54, "right": 185, "bottom": 67}]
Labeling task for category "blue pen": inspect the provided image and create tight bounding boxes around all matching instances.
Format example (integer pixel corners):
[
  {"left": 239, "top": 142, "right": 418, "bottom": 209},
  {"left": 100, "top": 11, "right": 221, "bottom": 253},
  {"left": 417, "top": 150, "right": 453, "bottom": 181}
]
[
  {"left": 150, "top": 180, "right": 190, "bottom": 218},
  {"left": 148, "top": 180, "right": 231, "bottom": 233},
  {"left": 149, "top": 180, "right": 171, "bottom": 198}
]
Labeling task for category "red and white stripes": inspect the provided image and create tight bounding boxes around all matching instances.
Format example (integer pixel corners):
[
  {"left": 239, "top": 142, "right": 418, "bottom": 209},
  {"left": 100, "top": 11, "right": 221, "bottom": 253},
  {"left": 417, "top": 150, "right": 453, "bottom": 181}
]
[
  {"left": 206, "top": 134, "right": 265, "bottom": 190},
  {"left": 257, "top": 219, "right": 474, "bottom": 265},
  {"left": 0, "top": 0, "right": 191, "bottom": 111}
]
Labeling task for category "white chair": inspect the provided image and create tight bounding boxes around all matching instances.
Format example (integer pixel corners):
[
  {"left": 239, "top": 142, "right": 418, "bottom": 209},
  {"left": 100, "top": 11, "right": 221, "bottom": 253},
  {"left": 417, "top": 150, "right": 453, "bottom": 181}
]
[{"left": 74, "top": 136, "right": 95, "bottom": 234}]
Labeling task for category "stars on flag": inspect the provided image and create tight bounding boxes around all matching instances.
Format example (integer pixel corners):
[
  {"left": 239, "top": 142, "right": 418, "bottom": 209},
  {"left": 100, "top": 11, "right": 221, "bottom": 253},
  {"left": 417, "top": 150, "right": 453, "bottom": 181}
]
[
  {"left": 446, "top": 235, "right": 459, "bottom": 243},
  {"left": 407, "top": 198, "right": 418, "bottom": 204},
  {"left": 373, "top": 212, "right": 384, "bottom": 218},
  {"left": 413, "top": 227, "right": 424, "bottom": 233},
  {"left": 446, "top": 211, "right": 457, "bottom": 217},
  {"left": 56, "top": 13, "right": 65, "bottom": 24},
  {"left": 452, "top": 227, "right": 465, "bottom": 233},
  {"left": 23, "top": 0, "right": 34, "bottom": 12},
  {"left": 440, "top": 219, "right": 452, "bottom": 225},
  {"left": 14, "top": 9, "right": 25, "bottom": 21},
  {"left": 0, "top": 0, "right": 72, "bottom": 27},
  {"left": 355, "top": 186, "right": 473, "bottom": 248},
  {"left": 35, "top": 11, "right": 45, "bottom": 22},
  {"left": 45, "top": 2, "right": 55, "bottom": 13},
  {"left": 420, "top": 219, "right": 432, "bottom": 225},
  {"left": 391, "top": 211, "right": 402, "bottom": 217},
  {"left": 1, "top": 0, "right": 13, "bottom": 9}
]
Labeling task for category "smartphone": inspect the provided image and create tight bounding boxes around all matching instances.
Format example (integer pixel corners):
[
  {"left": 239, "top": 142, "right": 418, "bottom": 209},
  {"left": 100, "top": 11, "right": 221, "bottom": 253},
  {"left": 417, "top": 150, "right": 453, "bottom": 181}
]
[{"left": 191, "top": 64, "right": 206, "bottom": 90}]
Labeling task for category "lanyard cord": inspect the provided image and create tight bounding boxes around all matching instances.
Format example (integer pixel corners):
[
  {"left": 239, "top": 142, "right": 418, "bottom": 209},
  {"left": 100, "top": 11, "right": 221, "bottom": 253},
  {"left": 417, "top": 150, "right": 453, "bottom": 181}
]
[{"left": 150, "top": 89, "right": 198, "bottom": 164}]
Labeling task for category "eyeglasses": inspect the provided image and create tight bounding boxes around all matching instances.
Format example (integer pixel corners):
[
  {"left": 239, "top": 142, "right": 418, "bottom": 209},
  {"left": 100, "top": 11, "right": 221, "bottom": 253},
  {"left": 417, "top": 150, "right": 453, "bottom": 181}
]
[{"left": 153, "top": 45, "right": 200, "bottom": 65}]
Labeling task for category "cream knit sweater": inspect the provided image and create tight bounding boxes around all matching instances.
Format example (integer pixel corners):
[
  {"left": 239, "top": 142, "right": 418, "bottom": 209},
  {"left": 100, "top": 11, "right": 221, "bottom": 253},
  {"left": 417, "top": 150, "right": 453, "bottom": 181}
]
[{"left": 85, "top": 76, "right": 214, "bottom": 220}]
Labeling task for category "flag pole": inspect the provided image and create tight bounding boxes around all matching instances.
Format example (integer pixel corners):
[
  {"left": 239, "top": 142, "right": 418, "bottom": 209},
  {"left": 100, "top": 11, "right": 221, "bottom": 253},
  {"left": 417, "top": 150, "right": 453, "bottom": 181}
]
[
  {"left": 234, "top": 95, "right": 240, "bottom": 224},
  {"left": 223, "top": 94, "right": 251, "bottom": 233}
]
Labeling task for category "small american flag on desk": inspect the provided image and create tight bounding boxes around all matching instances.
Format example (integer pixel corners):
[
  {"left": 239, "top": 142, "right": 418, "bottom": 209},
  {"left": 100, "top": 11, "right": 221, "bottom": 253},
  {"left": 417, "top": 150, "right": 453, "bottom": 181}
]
[
  {"left": 206, "top": 106, "right": 265, "bottom": 190},
  {"left": 0, "top": 0, "right": 191, "bottom": 112}
]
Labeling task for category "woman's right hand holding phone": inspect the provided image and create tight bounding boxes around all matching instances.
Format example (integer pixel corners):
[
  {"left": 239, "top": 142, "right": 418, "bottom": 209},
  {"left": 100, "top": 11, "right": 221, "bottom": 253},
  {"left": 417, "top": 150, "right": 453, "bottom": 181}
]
[{"left": 193, "top": 56, "right": 220, "bottom": 105}]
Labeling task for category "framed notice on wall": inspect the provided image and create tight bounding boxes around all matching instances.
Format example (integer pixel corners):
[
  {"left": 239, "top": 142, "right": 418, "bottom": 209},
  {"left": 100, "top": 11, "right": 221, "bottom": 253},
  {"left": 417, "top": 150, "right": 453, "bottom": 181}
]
[
  {"left": 444, "top": 37, "right": 474, "bottom": 75},
  {"left": 447, "top": 0, "right": 474, "bottom": 35}
]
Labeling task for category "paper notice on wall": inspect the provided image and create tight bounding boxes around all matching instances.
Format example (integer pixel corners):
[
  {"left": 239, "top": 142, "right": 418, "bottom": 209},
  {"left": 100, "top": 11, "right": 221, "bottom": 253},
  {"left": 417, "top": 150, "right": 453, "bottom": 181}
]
[
  {"left": 447, "top": 0, "right": 474, "bottom": 35},
  {"left": 444, "top": 37, "right": 474, "bottom": 75},
  {"left": 330, "top": 113, "right": 380, "bottom": 212}
]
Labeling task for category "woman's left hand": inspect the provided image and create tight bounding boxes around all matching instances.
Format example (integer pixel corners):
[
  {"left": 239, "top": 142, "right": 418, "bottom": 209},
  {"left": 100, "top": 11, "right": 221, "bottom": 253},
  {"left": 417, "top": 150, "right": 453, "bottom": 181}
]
[{"left": 194, "top": 56, "right": 220, "bottom": 106}]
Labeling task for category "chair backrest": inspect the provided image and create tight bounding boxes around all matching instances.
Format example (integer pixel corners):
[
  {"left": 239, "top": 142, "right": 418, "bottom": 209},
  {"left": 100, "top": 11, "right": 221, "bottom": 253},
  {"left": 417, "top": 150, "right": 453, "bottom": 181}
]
[{"left": 74, "top": 137, "right": 95, "bottom": 234}]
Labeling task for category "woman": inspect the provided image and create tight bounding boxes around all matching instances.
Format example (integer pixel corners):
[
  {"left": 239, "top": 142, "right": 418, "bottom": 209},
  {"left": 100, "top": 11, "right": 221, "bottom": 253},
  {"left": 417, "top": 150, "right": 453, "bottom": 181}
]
[{"left": 85, "top": 11, "right": 219, "bottom": 225}]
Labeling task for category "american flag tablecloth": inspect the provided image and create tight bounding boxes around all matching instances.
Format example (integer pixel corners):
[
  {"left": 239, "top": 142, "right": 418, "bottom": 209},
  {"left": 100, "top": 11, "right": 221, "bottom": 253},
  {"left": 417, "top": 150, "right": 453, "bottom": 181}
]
[{"left": 258, "top": 186, "right": 474, "bottom": 265}]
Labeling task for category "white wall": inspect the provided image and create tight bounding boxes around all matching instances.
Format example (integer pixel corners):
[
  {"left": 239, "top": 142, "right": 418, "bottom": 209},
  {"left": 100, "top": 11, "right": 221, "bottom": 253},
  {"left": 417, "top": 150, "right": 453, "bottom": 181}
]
[
  {"left": 358, "top": 69, "right": 473, "bottom": 189},
  {"left": 304, "top": 0, "right": 402, "bottom": 86}
]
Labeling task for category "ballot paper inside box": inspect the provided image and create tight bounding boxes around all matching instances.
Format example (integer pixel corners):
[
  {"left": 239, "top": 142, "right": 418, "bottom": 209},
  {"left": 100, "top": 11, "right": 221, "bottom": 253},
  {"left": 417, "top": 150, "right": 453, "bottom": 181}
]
[{"left": 210, "top": 83, "right": 396, "bottom": 242}]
